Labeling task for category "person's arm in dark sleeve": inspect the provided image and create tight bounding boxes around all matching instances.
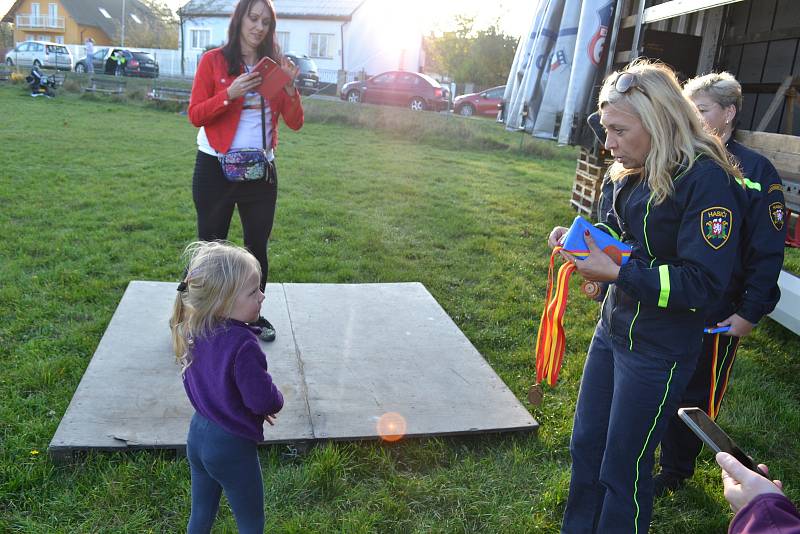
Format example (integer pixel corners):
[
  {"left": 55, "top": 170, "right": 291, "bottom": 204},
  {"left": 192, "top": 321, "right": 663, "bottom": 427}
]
[
  {"left": 615, "top": 171, "right": 742, "bottom": 310},
  {"left": 737, "top": 165, "right": 785, "bottom": 324},
  {"left": 233, "top": 339, "right": 284, "bottom": 416}
]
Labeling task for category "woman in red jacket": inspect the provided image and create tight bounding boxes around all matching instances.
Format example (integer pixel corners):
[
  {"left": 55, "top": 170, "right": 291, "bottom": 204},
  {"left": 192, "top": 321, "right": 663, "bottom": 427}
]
[{"left": 188, "top": 0, "right": 302, "bottom": 342}]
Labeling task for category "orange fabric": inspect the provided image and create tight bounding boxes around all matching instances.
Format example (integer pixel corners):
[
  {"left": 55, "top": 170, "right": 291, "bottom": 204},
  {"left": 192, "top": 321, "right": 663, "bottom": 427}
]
[{"left": 535, "top": 248, "right": 577, "bottom": 387}]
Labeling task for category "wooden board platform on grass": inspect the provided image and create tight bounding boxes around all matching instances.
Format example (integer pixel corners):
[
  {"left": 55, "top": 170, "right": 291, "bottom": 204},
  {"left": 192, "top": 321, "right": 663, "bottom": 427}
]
[{"left": 49, "top": 281, "right": 537, "bottom": 461}]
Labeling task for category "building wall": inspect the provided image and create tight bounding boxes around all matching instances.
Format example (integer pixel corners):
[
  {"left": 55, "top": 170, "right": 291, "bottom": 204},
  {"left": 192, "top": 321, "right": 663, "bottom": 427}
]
[
  {"left": 179, "top": 14, "right": 229, "bottom": 53},
  {"left": 10, "top": 0, "right": 112, "bottom": 45},
  {"left": 343, "top": 0, "right": 422, "bottom": 76},
  {"left": 75, "top": 26, "right": 110, "bottom": 46},
  {"left": 277, "top": 18, "right": 343, "bottom": 71},
  {"left": 12, "top": 0, "right": 66, "bottom": 43},
  {"left": 716, "top": 0, "right": 800, "bottom": 135},
  {"left": 178, "top": 2, "right": 423, "bottom": 77},
  {"left": 179, "top": 15, "right": 346, "bottom": 72}
]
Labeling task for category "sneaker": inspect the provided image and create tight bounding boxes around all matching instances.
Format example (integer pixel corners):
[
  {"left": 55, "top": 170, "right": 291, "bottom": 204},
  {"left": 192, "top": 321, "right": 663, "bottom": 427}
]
[
  {"left": 653, "top": 472, "right": 686, "bottom": 497},
  {"left": 253, "top": 316, "right": 276, "bottom": 342}
]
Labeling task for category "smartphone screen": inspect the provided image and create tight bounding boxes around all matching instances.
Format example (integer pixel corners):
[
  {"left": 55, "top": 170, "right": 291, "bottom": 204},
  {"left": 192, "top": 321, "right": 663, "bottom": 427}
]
[{"left": 678, "top": 407, "right": 768, "bottom": 477}]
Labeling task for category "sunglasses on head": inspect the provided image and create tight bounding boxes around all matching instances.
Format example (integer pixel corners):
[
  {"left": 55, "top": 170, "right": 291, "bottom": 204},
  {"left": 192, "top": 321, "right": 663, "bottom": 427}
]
[{"left": 611, "top": 71, "right": 648, "bottom": 97}]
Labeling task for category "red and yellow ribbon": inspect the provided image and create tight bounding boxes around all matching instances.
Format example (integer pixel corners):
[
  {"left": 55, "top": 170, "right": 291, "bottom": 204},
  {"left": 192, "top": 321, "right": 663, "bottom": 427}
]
[{"left": 535, "top": 246, "right": 577, "bottom": 387}]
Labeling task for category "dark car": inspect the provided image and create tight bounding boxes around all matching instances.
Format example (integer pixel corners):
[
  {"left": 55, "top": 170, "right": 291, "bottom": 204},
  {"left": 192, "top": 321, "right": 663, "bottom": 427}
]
[
  {"left": 75, "top": 47, "right": 159, "bottom": 78},
  {"left": 340, "top": 71, "right": 449, "bottom": 112},
  {"left": 453, "top": 85, "right": 505, "bottom": 117},
  {"left": 285, "top": 52, "right": 319, "bottom": 94}
]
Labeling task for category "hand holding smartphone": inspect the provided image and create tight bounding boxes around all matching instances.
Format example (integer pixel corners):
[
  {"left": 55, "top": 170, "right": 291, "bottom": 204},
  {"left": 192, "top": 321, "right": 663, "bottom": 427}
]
[
  {"left": 677, "top": 407, "right": 768, "bottom": 478},
  {"left": 253, "top": 56, "right": 292, "bottom": 99}
]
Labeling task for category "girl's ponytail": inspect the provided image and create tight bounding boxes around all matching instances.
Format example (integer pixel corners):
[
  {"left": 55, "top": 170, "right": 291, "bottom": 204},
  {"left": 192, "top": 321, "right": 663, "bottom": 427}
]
[{"left": 170, "top": 289, "right": 191, "bottom": 371}]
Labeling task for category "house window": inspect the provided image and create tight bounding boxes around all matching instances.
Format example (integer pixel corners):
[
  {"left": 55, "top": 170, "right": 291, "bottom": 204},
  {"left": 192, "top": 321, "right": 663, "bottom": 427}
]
[
  {"left": 276, "top": 31, "right": 289, "bottom": 53},
  {"left": 31, "top": 3, "right": 40, "bottom": 26},
  {"left": 48, "top": 3, "right": 57, "bottom": 26},
  {"left": 309, "top": 33, "right": 334, "bottom": 59},
  {"left": 190, "top": 29, "right": 211, "bottom": 50},
  {"left": 55, "top": 35, "right": 64, "bottom": 44}
]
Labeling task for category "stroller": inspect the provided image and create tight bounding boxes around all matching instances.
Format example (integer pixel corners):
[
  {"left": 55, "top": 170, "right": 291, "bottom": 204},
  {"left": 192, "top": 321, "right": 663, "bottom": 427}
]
[{"left": 26, "top": 65, "right": 56, "bottom": 98}]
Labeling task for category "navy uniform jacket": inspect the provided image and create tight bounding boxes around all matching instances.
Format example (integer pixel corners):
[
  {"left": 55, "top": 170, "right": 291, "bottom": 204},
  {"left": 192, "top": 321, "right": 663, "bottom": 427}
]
[
  {"left": 596, "top": 156, "right": 747, "bottom": 362},
  {"left": 703, "top": 139, "right": 785, "bottom": 324}
]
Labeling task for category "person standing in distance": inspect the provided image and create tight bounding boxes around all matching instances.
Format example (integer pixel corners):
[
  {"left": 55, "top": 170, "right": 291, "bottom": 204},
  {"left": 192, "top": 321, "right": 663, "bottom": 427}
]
[{"left": 84, "top": 37, "right": 94, "bottom": 74}]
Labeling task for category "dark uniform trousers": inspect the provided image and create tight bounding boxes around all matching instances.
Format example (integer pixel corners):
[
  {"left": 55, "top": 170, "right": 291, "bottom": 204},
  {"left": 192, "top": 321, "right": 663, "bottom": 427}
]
[
  {"left": 658, "top": 333, "right": 740, "bottom": 479},
  {"left": 561, "top": 321, "right": 697, "bottom": 534}
]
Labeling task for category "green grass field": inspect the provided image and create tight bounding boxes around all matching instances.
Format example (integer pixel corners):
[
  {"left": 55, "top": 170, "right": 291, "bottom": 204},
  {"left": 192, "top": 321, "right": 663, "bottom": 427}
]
[{"left": 1, "top": 82, "right": 798, "bottom": 533}]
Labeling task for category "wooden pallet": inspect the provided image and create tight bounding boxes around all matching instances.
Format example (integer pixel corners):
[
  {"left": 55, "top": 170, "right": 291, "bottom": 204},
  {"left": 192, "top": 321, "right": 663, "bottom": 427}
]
[{"left": 570, "top": 147, "right": 610, "bottom": 220}]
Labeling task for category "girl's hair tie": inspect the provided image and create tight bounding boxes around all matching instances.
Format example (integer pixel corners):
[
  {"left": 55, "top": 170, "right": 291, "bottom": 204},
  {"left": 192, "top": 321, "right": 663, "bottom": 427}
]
[{"left": 176, "top": 281, "right": 188, "bottom": 292}]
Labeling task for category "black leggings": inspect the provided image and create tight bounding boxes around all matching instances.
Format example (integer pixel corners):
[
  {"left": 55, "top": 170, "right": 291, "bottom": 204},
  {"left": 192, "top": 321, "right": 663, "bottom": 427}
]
[{"left": 192, "top": 151, "right": 277, "bottom": 290}]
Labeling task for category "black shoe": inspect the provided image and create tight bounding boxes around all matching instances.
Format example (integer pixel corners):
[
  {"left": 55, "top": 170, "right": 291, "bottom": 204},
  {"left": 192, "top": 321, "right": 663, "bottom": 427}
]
[
  {"left": 653, "top": 472, "right": 685, "bottom": 497},
  {"left": 254, "top": 316, "right": 276, "bottom": 342}
]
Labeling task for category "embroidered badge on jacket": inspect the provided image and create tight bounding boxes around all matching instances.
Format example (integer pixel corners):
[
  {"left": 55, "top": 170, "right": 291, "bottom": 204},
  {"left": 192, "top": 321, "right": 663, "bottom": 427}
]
[
  {"left": 768, "top": 183, "right": 783, "bottom": 194},
  {"left": 770, "top": 202, "right": 785, "bottom": 230},
  {"left": 701, "top": 207, "right": 732, "bottom": 249}
]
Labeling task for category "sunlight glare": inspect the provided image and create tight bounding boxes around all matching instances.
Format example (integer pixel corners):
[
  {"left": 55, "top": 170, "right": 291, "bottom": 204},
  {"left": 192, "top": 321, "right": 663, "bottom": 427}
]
[{"left": 376, "top": 412, "right": 408, "bottom": 442}]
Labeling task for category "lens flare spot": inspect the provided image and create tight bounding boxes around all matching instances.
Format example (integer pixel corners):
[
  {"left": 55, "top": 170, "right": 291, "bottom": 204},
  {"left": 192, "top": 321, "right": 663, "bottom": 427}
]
[{"left": 376, "top": 412, "right": 407, "bottom": 442}]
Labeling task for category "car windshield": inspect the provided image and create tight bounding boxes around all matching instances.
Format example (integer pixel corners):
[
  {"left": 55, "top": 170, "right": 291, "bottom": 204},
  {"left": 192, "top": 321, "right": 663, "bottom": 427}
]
[
  {"left": 132, "top": 52, "right": 154, "bottom": 61},
  {"left": 292, "top": 57, "right": 316, "bottom": 72}
]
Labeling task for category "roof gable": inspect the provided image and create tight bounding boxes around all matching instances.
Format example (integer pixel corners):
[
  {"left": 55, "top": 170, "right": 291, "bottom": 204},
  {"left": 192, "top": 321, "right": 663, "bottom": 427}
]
[{"left": 56, "top": 0, "right": 160, "bottom": 39}]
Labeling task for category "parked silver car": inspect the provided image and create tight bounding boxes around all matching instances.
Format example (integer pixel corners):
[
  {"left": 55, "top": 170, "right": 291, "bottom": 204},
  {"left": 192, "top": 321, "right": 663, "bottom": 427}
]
[{"left": 5, "top": 40, "right": 73, "bottom": 71}]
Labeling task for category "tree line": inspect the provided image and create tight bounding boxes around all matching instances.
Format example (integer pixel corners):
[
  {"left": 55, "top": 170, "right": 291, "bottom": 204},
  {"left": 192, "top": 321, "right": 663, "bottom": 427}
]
[{"left": 424, "top": 16, "right": 519, "bottom": 89}]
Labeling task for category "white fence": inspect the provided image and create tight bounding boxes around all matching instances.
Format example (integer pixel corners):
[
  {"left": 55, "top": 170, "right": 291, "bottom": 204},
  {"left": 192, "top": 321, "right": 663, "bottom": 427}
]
[
  {"left": 64, "top": 45, "right": 202, "bottom": 78},
  {"left": 57, "top": 46, "right": 393, "bottom": 87}
]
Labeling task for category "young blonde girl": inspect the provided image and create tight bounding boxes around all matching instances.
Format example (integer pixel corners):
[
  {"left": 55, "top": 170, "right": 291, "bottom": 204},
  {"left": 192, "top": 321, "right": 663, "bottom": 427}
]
[{"left": 171, "top": 241, "right": 283, "bottom": 534}]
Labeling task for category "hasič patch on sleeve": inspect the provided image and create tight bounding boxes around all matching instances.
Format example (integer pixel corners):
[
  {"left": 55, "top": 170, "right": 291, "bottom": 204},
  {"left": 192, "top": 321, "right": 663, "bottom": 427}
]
[
  {"left": 768, "top": 183, "right": 783, "bottom": 194},
  {"left": 701, "top": 207, "right": 732, "bottom": 249},
  {"left": 770, "top": 202, "right": 785, "bottom": 230}
]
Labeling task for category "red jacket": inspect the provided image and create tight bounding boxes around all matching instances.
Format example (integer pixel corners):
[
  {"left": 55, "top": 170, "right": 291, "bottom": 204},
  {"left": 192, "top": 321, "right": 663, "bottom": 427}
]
[{"left": 188, "top": 48, "right": 303, "bottom": 153}]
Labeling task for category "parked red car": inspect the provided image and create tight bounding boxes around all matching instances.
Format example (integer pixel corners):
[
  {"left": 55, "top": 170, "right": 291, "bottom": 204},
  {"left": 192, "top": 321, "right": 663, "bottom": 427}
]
[
  {"left": 453, "top": 85, "right": 505, "bottom": 117},
  {"left": 340, "top": 71, "right": 449, "bottom": 111}
]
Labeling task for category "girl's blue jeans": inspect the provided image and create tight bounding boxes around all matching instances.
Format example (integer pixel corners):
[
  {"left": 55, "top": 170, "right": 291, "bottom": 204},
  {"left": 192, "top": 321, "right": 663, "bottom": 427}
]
[{"left": 186, "top": 412, "right": 264, "bottom": 534}]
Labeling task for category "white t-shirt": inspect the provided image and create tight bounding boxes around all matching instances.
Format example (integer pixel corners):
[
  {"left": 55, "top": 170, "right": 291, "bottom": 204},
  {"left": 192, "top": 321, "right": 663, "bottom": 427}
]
[{"left": 197, "top": 64, "right": 274, "bottom": 160}]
